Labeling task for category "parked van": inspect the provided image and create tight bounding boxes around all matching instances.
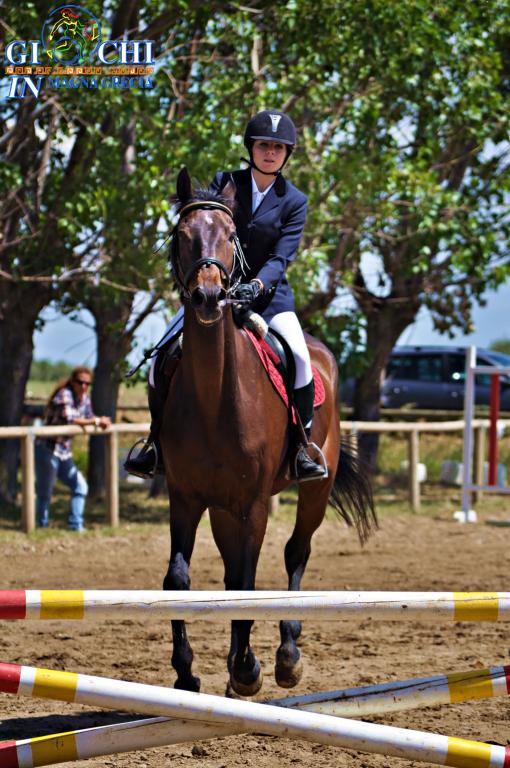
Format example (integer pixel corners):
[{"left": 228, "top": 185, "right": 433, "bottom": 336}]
[{"left": 340, "top": 346, "right": 510, "bottom": 410}]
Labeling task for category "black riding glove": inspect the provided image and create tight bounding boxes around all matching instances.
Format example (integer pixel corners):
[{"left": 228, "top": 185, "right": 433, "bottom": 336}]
[{"left": 233, "top": 280, "right": 264, "bottom": 306}]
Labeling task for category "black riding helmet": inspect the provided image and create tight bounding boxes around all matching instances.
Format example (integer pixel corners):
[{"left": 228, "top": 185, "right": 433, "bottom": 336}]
[{"left": 243, "top": 110, "right": 296, "bottom": 175}]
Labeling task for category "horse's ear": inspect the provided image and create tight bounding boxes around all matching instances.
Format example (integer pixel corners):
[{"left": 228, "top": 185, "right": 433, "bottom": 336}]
[
  {"left": 222, "top": 179, "right": 236, "bottom": 204},
  {"left": 176, "top": 167, "right": 192, "bottom": 203}
]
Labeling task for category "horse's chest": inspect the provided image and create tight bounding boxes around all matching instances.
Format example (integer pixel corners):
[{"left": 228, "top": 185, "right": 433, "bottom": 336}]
[{"left": 166, "top": 423, "right": 266, "bottom": 500}]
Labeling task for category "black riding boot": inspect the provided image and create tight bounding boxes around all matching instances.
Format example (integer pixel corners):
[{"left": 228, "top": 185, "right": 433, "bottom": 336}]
[
  {"left": 124, "top": 383, "right": 166, "bottom": 480},
  {"left": 292, "top": 380, "right": 327, "bottom": 482}
]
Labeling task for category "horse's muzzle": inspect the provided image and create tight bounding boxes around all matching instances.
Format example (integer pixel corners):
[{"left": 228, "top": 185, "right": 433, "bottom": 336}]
[{"left": 190, "top": 285, "right": 226, "bottom": 325}]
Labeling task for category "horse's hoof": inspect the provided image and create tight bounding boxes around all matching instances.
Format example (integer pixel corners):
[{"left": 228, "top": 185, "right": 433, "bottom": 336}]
[
  {"left": 174, "top": 674, "right": 201, "bottom": 692},
  {"left": 230, "top": 664, "right": 263, "bottom": 697},
  {"left": 225, "top": 680, "right": 246, "bottom": 699},
  {"left": 274, "top": 657, "right": 303, "bottom": 688}
]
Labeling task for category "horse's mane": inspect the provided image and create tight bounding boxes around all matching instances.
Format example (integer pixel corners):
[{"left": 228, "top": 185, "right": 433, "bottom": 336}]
[{"left": 173, "top": 187, "right": 236, "bottom": 215}]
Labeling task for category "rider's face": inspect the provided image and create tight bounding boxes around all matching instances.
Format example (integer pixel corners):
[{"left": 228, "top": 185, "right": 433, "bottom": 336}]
[{"left": 252, "top": 140, "right": 287, "bottom": 172}]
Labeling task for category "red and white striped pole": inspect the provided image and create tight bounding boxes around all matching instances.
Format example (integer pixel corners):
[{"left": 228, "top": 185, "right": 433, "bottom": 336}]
[
  {"left": 1, "top": 662, "right": 510, "bottom": 768},
  {"left": 488, "top": 373, "right": 500, "bottom": 486}
]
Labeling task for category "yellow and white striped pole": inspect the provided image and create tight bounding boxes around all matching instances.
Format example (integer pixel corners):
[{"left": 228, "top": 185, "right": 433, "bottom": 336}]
[
  {"left": 0, "top": 717, "right": 237, "bottom": 768},
  {"left": 278, "top": 663, "right": 510, "bottom": 716},
  {"left": 1, "top": 590, "right": 509, "bottom": 621},
  {"left": 1, "top": 663, "right": 510, "bottom": 767},
  {"left": 1, "top": 662, "right": 509, "bottom": 768}
]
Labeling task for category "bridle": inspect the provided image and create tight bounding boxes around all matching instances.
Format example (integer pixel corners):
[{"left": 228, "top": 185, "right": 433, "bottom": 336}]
[
  {"left": 126, "top": 200, "right": 250, "bottom": 378},
  {"left": 169, "top": 200, "right": 249, "bottom": 300}
]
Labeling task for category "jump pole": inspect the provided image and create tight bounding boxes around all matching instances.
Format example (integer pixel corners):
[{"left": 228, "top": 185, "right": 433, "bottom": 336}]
[
  {"left": 2, "top": 664, "right": 510, "bottom": 767},
  {"left": 0, "top": 717, "right": 238, "bottom": 768},
  {"left": 1, "top": 662, "right": 509, "bottom": 768},
  {"left": 2, "top": 590, "right": 510, "bottom": 622}
]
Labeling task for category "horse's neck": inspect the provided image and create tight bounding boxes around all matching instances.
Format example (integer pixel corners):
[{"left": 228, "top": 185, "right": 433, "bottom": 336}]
[{"left": 181, "top": 305, "right": 242, "bottom": 422}]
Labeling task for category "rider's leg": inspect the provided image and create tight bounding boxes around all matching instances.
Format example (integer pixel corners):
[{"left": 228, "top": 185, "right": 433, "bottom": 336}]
[
  {"left": 268, "top": 312, "right": 326, "bottom": 481},
  {"left": 124, "top": 346, "right": 179, "bottom": 478},
  {"left": 124, "top": 311, "right": 184, "bottom": 479}
]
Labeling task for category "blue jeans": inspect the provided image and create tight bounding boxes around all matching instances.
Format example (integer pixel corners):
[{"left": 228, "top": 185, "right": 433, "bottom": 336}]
[{"left": 35, "top": 441, "right": 88, "bottom": 530}]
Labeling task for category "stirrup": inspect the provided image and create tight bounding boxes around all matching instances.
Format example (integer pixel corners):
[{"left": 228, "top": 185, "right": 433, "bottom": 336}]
[
  {"left": 124, "top": 438, "right": 158, "bottom": 480},
  {"left": 293, "top": 441, "right": 329, "bottom": 482}
]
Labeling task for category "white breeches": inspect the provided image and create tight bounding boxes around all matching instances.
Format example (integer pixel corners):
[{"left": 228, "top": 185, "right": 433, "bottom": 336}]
[
  {"left": 268, "top": 311, "right": 313, "bottom": 389},
  {"left": 149, "top": 307, "right": 312, "bottom": 390}
]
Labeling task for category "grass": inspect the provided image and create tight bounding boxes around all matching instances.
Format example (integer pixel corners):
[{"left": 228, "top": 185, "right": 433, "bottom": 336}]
[
  {"left": 26, "top": 380, "right": 149, "bottom": 409},
  {"left": 2, "top": 450, "right": 510, "bottom": 542}
]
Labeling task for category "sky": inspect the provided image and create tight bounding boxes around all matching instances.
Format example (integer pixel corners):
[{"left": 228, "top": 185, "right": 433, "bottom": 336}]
[{"left": 33, "top": 281, "right": 510, "bottom": 367}]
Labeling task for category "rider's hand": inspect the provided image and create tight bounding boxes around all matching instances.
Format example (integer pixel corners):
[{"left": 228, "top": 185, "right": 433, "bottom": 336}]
[{"left": 233, "top": 279, "right": 264, "bottom": 305}]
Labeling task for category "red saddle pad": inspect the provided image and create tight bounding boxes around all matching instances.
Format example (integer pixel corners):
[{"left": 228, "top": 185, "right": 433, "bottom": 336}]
[{"left": 244, "top": 327, "right": 326, "bottom": 420}]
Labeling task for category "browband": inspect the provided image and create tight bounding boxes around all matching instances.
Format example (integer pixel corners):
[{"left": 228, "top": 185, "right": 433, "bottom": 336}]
[{"left": 178, "top": 201, "right": 234, "bottom": 220}]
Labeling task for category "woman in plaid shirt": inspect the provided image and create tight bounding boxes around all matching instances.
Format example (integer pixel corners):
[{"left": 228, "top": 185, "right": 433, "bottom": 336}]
[{"left": 35, "top": 366, "right": 110, "bottom": 531}]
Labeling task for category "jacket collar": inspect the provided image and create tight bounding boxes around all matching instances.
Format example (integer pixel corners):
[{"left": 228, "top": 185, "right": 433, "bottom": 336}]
[{"left": 234, "top": 168, "right": 286, "bottom": 217}]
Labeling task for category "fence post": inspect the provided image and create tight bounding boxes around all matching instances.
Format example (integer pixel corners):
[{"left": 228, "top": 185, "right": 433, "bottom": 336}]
[
  {"left": 269, "top": 495, "right": 280, "bottom": 516},
  {"left": 105, "top": 430, "right": 119, "bottom": 528},
  {"left": 408, "top": 429, "right": 420, "bottom": 512},
  {"left": 474, "top": 425, "right": 486, "bottom": 503},
  {"left": 20, "top": 432, "right": 35, "bottom": 533}
]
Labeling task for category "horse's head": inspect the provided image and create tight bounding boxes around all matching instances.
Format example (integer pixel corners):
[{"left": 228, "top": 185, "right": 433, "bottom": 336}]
[{"left": 172, "top": 167, "right": 238, "bottom": 326}]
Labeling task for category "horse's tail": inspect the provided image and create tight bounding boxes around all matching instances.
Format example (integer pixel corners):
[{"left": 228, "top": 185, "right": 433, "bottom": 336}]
[{"left": 329, "top": 436, "right": 377, "bottom": 545}]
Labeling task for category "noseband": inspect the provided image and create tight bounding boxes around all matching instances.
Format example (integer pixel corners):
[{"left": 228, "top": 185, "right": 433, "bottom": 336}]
[{"left": 170, "top": 200, "right": 248, "bottom": 299}]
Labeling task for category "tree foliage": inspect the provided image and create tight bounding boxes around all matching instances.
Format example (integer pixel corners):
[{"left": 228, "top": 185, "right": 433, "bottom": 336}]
[
  {"left": 490, "top": 338, "right": 510, "bottom": 356},
  {"left": 1, "top": 0, "right": 509, "bottom": 498}
]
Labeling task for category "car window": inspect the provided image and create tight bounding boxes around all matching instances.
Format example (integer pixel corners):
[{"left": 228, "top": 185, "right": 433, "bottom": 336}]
[
  {"left": 486, "top": 351, "right": 510, "bottom": 367},
  {"left": 387, "top": 354, "right": 444, "bottom": 382},
  {"left": 485, "top": 352, "right": 510, "bottom": 384},
  {"left": 448, "top": 354, "right": 466, "bottom": 383},
  {"left": 447, "top": 354, "right": 491, "bottom": 386},
  {"left": 387, "top": 355, "right": 418, "bottom": 380},
  {"left": 415, "top": 354, "right": 444, "bottom": 382}
]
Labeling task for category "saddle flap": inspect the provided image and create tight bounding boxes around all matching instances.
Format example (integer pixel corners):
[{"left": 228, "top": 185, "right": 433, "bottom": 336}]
[
  {"left": 243, "top": 327, "right": 325, "bottom": 418},
  {"left": 262, "top": 329, "right": 296, "bottom": 393}
]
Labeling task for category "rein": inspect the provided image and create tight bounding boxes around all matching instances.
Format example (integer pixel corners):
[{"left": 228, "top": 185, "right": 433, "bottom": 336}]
[{"left": 170, "top": 200, "right": 249, "bottom": 300}]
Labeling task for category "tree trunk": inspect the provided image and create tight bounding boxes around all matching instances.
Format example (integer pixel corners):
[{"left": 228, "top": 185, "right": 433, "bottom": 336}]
[
  {"left": 352, "top": 303, "right": 418, "bottom": 472},
  {"left": 0, "top": 287, "right": 47, "bottom": 503},
  {"left": 87, "top": 295, "right": 134, "bottom": 499}
]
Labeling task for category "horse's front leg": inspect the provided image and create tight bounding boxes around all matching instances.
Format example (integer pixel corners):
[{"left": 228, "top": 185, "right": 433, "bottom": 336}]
[
  {"left": 275, "top": 481, "right": 331, "bottom": 688},
  {"left": 163, "top": 495, "right": 205, "bottom": 692},
  {"left": 210, "top": 501, "right": 268, "bottom": 697}
]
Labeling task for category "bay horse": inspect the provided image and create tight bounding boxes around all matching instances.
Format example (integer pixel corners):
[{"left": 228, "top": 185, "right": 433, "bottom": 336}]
[{"left": 161, "top": 167, "right": 375, "bottom": 696}]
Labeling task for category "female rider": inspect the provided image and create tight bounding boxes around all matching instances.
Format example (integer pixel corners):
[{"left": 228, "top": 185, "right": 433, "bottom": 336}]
[{"left": 125, "top": 109, "right": 325, "bottom": 482}]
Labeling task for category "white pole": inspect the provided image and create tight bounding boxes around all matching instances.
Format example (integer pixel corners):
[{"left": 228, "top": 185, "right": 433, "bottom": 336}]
[
  {"left": 1, "top": 662, "right": 509, "bottom": 768},
  {"left": 456, "top": 346, "right": 477, "bottom": 523},
  {"left": 2, "top": 589, "right": 509, "bottom": 622}
]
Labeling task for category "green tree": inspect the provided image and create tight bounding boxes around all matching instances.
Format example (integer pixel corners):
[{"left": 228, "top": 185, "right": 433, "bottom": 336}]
[
  {"left": 3, "top": 0, "right": 509, "bottom": 505},
  {"left": 490, "top": 338, "right": 510, "bottom": 356},
  {"left": 0, "top": 0, "right": 243, "bottom": 501},
  {"left": 235, "top": 0, "right": 510, "bottom": 466}
]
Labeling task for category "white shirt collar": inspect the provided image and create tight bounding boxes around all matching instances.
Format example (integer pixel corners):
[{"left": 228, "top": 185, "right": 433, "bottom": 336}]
[{"left": 251, "top": 171, "right": 275, "bottom": 213}]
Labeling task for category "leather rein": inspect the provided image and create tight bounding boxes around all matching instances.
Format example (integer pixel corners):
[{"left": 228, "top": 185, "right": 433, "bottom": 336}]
[{"left": 170, "top": 200, "right": 249, "bottom": 300}]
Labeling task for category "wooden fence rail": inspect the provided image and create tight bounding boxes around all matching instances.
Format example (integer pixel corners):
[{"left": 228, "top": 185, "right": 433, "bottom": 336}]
[{"left": 0, "top": 420, "right": 508, "bottom": 533}]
